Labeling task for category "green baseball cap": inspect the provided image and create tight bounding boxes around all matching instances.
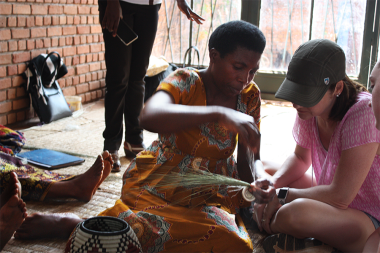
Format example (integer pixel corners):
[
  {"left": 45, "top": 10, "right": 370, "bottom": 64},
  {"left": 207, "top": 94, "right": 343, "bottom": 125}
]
[{"left": 275, "top": 39, "right": 346, "bottom": 107}]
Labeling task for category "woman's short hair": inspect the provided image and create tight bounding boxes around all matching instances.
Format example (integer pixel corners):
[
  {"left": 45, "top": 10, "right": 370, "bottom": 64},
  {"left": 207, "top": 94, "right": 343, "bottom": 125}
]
[
  {"left": 208, "top": 20, "right": 266, "bottom": 58},
  {"left": 328, "top": 76, "right": 368, "bottom": 121}
]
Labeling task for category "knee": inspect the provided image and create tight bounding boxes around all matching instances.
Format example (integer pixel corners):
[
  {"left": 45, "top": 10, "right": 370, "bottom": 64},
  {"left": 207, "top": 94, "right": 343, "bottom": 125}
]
[{"left": 272, "top": 198, "right": 311, "bottom": 238}]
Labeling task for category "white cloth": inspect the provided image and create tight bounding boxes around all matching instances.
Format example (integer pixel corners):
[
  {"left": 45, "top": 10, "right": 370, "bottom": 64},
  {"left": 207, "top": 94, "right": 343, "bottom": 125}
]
[{"left": 120, "top": 0, "right": 162, "bottom": 5}]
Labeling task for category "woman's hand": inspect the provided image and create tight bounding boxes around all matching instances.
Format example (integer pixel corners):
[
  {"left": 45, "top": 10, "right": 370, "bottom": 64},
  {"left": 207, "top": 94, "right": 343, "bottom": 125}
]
[
  {"left": 253, "top": 196, "right": 281, "bottom": 234},
  {"left": 220, "top": 110, "right": 260, "bottom": 152},
  {"left": 248, "top": 179, "right": 276, "bottom": 204},
  {"left": 102, "top": 1, "right": 122, "bottom": 37},
  {"left": 176, "top": 0, "right": 205, "bottom": 24}
]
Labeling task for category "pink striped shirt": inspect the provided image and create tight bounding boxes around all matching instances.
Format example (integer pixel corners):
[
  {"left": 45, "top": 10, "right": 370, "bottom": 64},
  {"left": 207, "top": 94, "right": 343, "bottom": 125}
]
[{"left": 293, "top": 92, "right": 380, "bottom": 220}]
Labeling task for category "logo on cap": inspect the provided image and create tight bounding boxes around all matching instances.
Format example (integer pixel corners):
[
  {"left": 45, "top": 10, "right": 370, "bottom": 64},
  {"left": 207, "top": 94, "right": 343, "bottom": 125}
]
[{"left": 324, "top": 77, "right": 330, "bottom": 85}]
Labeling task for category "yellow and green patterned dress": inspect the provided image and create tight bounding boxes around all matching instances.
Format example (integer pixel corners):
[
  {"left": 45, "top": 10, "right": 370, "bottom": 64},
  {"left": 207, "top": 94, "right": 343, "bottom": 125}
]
[{"left": 99, "top": 68, "right": 261, "bottom": 252}]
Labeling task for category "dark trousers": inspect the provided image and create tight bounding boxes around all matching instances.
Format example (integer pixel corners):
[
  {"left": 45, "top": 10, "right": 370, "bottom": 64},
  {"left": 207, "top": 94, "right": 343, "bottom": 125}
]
[{"left": 99, "top": 1, "right": 160, "bottom": 151}]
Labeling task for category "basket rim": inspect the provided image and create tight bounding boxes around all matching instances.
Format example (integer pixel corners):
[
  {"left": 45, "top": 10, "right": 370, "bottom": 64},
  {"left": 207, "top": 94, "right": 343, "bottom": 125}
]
[{"left": 80, "top": 216, "right": 130, "bottom": 236}]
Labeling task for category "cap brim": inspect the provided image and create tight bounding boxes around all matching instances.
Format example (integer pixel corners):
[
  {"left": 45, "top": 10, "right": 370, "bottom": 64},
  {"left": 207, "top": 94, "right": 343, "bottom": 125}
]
[{"left": 275, "top": 78, "right": 330, "bottom": 107}]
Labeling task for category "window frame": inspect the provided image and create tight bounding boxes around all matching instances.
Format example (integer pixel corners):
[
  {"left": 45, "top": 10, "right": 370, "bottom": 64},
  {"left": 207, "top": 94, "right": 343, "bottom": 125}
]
[{"left": 241, "top": 0, "right": 380, "bottom": 100}]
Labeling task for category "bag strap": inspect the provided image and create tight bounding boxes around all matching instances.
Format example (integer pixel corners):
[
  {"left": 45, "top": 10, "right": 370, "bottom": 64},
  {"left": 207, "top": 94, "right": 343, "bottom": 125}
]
[
  {"left": 183, "top": 46, "right": 200, "bottom": 69},
  {"left": 41, "top": 51, "right": 61, "bottom": 88}
]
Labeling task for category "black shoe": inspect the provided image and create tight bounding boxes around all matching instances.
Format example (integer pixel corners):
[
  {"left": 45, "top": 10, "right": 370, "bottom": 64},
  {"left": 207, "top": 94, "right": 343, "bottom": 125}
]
[
  {"left": 263, "top": 233, "right": 340, "bottom": 253},
  {"left": 109, "top": 151, "right": 121, "bottom": 172},
  {"left": 124, "top": 142, "right": 145, "bottom": 158}
]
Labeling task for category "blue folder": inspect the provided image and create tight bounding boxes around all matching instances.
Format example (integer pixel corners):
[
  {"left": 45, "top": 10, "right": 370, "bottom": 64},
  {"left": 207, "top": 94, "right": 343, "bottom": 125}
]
[{"left": 17, "top": 149, "right": 85, "bottom": 169}]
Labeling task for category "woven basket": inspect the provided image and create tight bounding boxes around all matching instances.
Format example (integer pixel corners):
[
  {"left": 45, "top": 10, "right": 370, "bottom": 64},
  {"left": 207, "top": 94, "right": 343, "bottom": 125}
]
[{"left": 65, "top": 216, "right": 142, "bottom": 253}]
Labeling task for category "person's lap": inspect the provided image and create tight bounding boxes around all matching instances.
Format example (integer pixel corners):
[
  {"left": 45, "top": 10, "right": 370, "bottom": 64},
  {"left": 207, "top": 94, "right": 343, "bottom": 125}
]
[{"left": 270, "top": 198, "right": 375, "bottom": 252}]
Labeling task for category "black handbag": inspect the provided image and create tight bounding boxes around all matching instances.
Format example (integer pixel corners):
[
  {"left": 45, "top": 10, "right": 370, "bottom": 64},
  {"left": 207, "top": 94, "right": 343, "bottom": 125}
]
[{"left": 23, "top": 52, "right": 72, "bottom": 123}]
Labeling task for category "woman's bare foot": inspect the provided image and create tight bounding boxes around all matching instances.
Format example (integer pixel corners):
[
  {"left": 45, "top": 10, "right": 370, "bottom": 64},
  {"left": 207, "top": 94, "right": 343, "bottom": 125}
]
[
  {"left": 92, "top": 151, "right": 113, "bottom": 196},
  {"left": 0, "top": 172, "right": 22, "bottom": 209},
  {"left": 0, "top": 193, "right": 27, "bottom": 250},
  {"left": 45, "top": 155, "right": 104, "bottom": 202},
  {"left": 14, "top": 213, "right": 82, "bottom": 240}
]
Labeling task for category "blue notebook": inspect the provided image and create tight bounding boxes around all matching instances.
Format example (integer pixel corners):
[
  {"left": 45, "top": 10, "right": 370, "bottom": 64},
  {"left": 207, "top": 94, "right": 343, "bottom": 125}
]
[{"left": 17, "top": 149, "right": 85, "bottom": 169}]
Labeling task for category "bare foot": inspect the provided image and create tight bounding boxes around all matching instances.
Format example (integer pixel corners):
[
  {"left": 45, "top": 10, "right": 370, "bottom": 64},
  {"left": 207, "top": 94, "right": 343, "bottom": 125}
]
[
  {"left": 45, "top": 155, "right": 104, "bottom": 202},
  {"left": 0, "top": 172, "right": 22, "bottom": 209},
  {"left": 14, "top": 213, "right": 82, "bottom": 240},
  {"left": 93, "top": 151, "right": 113, "bottom": 196},
  {"left": 0, "top": 193, "right": 27, "bottom": 251}
]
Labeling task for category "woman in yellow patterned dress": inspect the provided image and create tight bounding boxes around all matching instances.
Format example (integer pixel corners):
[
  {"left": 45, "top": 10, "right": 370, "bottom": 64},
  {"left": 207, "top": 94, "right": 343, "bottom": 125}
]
[{"left": 15, "top": 20, "right": 275, "bottom": 252}]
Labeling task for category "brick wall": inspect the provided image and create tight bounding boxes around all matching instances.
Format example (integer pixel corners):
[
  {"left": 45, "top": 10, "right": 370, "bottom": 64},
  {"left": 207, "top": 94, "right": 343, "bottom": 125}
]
[{"left": 0, "top": 0, "right": 105, "bottom": 125}]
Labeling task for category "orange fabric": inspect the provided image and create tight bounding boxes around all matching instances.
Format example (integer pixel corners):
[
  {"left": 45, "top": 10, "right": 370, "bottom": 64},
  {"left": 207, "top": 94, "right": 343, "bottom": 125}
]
[{"left": 99, "top": 69, "right": 261, "bottom": 252}]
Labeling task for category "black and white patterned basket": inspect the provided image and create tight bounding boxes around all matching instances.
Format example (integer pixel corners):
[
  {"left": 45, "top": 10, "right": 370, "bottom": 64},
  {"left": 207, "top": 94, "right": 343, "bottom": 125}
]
[{"left": 65, "top": 216, "right": 142, "bottom": 253}]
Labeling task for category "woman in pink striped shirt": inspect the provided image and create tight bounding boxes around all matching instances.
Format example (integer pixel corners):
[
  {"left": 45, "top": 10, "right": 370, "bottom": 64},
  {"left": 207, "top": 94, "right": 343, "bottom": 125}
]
[{"left": 256, "top": 39, "right": 380, "bottom": 252}]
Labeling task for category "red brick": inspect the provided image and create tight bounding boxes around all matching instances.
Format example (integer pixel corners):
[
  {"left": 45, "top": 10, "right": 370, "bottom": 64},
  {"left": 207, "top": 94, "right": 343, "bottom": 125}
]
[
  {"left": 59, "top": 16, "right": 66, "bottom": 25},
  {"left": 12, "top": 52, "right": 30, "bottom": 63},
  {"left": 88, "top": 0, "right": 94, "bottom": 4},
  {"left": 0, "top": 54, "right": 12, "bottom": 65},
  {"left": 65, "top": 36, "right": 73, "bottom": 45},
  {"left": 62, "top": 46, "right": 76, "bottom": 57},
  {"left": 92, "top": 53, "right": 98, "bottom": 61},
  {"left": 43, "top": 16, "right": 51, "bottom": 25},
  {"left": 96, "top": 89, "right": 102, "bottom": 98},
  {"left": 78, "top": 6, "right": 90, "bottom": 14},
  {"left": 0, "top": 91, "right": 6, "bottom": 102},
  {"left": 13, "top": 98, "right": 29, "bottom": 110},
  {"left": 0, "top": 78, "right": 12, "bottom": 89},
  {"left": 12, "top": 75, "right": 24, "bottom": 87},
  {"left": 72, "top": 75, "right": 79, "bottom": 85},
  {"left": 91, "top": 91, "right": 96, "bottom": 100},
  {"left": 64, "top": 5, "right": 77, "bottom": 14},
  {"left": 80, "top": 35, "right": 86, "bottom": 44},
  {"left": 52, "top": 16, "right": 59, "bottom": 25},
  {"left": 17, "top": 16, "right": 26, "bottom": 26},
  {"left": 90, "top": 44, "right": 101, "bottom": 53},
  {"left": 13, "top": 4, "right": 31, "bottom": 14},
  {"left": 35, "top": 16, "right": 43, "bottom": 26},
  {"left": 0, "top": 116, "right": 7, "bottom": 126},
  {"left": 67, "top": 16, "right": 73, "bottom": 25},
  {"left": 89, "top": 80, "right": 100, "bottom": 90},
  {"left": 77, "top": 45, "right": 89, "bottom": 54},
  {"left": 73, "top": 36, "right": 80, "bottom": 45},
  {"left": 90, "top": 6, "right": 98, "bottom": 15},
  {"left": 18, "top": 40, "right": 26, "bottom": 50},
  {"left": 63, "top": 26, "right": 76, "bottom": 35},
  {"left": 47, "top": 27, "right": 61, "bottom": 37},
  {"left": 17, "top": 111, "right": 26, "bottom": 122},
  {"left": 58, "top": 79, "right": 65, "bottom": 87},
  {"left": 64, "top": 57, "right": 72, "bottom": 66},
  {"left": 80, "top": 16, "right": 86, "bottom": 24},
  {"left": 0, "top": 4, "right": 12, "bottom": 14},
  {"left": 77, "top": 26, "right": 90, "bottom": 34},
  {"left": 7, "top": 88, "right": 16, "bottom": 100},
  {"left": 8, "top": 65, "right": 17, "bottom": 76},
  {"left": 7, "top": 113, "right": 16, "bottom": 125},
  {"left": 35, "top": 39, "right": 43, "bottom": 48},
  {"left": 86, "top": 54, "right": 92, "bottom": 63},
  {"left": 94, "top": 16, "right": 99, "bottom": 25},
  {"left": 0, "top": 101, "right": 12, "bottom": 114},
  {"left": 67, "top": 67, "right": 74, "bottom": 76},
  {"left": 27, "top": 39, "right": 35, "bottom": 50},
  {"left": 48, "top": 5, "right": 63, "bottom": 14},
  {"left": 97, "top": 70, "right": 103, "bottom": 79},
  {"left": 43, "top": 38, "right": 50, "bottom": 47},
  {"left": 30, "top": 49, "right": 46, "bottom": 58},
  {"left": 81, "top": 0, "right": 86, "bottom": 4},
  {"left": 90, "top": 62, "right": 100, "bottom": 71},
  {"left": 72, "top": 56, "right": 79, "bottom": 65},
  {"left": 0, "top": 67, "right": 5, "bottom": 78},
  {"left": 30, "top": 27, "right": 46, "bottom": 38},
  {"left": 11, "top": 28, "right": 29, "bottom": 39},
  {"left": 86, "top": 35, "right": 92, "bottom": 43},
  {"left": 31, "top": 5, "right": 47, "bottom": 14},
  {"left": 0, "top": 17, "right": 7, "bottom": 27},
  {"left": 91, "top": 25, "right": 101, "bottom": 34},
  {"left": 9, "top": 41, "right": 17, "bottom": 51},
  {"left": 76, "top": 83, "right": 88, "bottom": 94},
  {"left": 16, "top": 86, "right": 26, "bottom": 97},
  {"left": 85, "top": 73, "right": 91, "bottom": 82},
  {"left": 84, "top": 92, "right": 91, "bottom": 101},
  {"left": 88, "top": 16, "right": 93, "bottom": 24},
  {"left": 8, "top": 17, "right": 16, "bottom": 27},
  {"left": 26, "top": 16, "right": 34, "bottom": 27},
  {"left": 51, "top": 38, "right": 58, "bottom": 47},
  {"left": 17, "top": 63, "right": 26, "bottom": 74},
  {"left": 65, "top": 77, "right": 72, "bottom": 86},
  {"left": 0, "top": 29, "right": 11, "bottom": 40},
  {"left": 55, "top": 38, "right": 63, "bottom": 47},
  {"left": 76, "top": 64, "right": 89, "bottom": 75},
  {"left": 79, "top": 74, "right": 85, "bottom": 83},
  {"left": 101, "top": 61, "right": 106, "bottom": 70},
  {"left": 79, "top": 55, "right": 85, "bottom": 64},
  {"left": 73, "top": 16, "right": 80, "bottom": 25},
  {"left": 0, "top": 42, "right": 8, "bottom": 53},
  {"left": 62, "top": 86, "right": 75, "bottom": 96}
]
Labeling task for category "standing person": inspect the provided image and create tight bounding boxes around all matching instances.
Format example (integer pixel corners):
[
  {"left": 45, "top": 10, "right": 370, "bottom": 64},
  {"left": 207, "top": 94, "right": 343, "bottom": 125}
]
[
  {"left": 99, "top": 0, "right": 204, "bottom": 172},
  {"left": 254, "top": 39, "right": 380, "bottom": 252}
]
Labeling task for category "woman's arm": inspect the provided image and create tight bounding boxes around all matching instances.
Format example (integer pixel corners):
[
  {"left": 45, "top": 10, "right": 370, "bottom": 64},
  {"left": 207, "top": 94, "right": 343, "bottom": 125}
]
[
  {"left": 140, "top": 91, "right": 260, "bottom": 149},
  {"left": 272, "top": 144, "right": 312, "bottom": 188},
  {"left": 285, "top": 142, "right": 378, "bottom": 209}
]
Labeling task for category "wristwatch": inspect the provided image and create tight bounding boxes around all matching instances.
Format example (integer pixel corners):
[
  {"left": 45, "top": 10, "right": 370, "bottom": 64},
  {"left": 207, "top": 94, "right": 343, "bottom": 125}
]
[{"left": 277, "top": 187, "right": 289, "bottom": 205}]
